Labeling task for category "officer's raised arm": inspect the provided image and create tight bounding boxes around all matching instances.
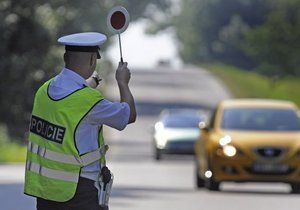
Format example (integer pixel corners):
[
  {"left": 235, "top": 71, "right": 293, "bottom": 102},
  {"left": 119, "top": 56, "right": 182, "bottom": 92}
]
[{"left": 115, "top": 62, "right": 136, "bottom": 124}]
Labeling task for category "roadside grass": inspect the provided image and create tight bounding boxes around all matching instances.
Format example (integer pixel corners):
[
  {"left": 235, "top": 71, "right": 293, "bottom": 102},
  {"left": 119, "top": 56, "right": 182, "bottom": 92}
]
[
  {"left": 206, "top": 64, "right": 300, "bottom": 107},
  {"left": 0, "top": 126, "right": 26, "bottom": 163},
  {"left": 0, "top": 143, "right": 26, "bottom": 162}
]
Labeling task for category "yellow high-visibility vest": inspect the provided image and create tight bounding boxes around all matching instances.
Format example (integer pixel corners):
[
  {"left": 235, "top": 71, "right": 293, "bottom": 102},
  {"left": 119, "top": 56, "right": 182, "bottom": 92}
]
[{"left": 24, "top": 79, "right": 107, "bottom": 202}]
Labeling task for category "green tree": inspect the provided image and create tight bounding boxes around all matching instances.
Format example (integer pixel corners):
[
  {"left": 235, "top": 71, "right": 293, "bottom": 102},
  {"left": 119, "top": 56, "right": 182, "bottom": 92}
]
[
  {"left": 0, "top": 0, "right": 53, "bottom": 139},
  {"left": 244, "top": 0, "right": 300, "bottom": 76},
  {"left": 173, "top": 0, "right": 270, "bottom": 68}
]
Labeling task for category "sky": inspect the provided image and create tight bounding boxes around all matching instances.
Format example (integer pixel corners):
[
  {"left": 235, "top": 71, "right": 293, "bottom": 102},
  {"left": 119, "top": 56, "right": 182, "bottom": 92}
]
[{"left": 106, "top": 19, "right": 182, "bottom": 70}]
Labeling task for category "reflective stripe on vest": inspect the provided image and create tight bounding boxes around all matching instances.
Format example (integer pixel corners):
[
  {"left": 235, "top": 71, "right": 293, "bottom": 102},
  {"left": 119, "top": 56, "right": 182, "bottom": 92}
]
[
  {"left": 26, "top": 160, "right": 79, "bottom": 182},
  {"left": 28, "top": 141, "right": 108, "bottom": 166}
]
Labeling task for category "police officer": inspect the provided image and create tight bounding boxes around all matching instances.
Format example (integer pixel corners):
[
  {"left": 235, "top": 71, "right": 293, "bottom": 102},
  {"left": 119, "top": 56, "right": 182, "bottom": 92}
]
[{"left": 24, "top": 32, "right": 136, "bottom": 210}]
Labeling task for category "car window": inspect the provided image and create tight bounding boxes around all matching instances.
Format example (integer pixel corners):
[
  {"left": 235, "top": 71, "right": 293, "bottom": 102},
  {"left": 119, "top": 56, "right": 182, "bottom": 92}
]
[
  {"left": 162, "top": 114, "right": 202, "bottom": 128},
  {"left": 221, "top": 108, "right": 300, "bottom": 131}
]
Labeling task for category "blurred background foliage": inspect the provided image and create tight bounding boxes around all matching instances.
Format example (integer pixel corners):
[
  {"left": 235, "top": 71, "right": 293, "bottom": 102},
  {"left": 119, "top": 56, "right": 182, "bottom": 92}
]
[
  {"left": 148, "top": 0, "right": 300, "bottom": 75},
  {"left": 1, "top": 0, "right": 299, "bottom": 142}
]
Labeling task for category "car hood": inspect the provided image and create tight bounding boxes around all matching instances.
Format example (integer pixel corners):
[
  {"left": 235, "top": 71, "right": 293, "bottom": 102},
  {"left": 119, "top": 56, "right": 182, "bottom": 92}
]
[
  {"left": 219, "top": 130, "right": 300, "bottom": 151},
  {"left": 158, "top": 128, "right": 200, "bottom": 141}
]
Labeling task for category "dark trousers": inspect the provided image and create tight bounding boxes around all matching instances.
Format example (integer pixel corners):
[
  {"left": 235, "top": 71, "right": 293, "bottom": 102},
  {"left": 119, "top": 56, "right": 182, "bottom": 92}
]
[{"left": 37, "top": 177, "right": 108, "bottom": 210}]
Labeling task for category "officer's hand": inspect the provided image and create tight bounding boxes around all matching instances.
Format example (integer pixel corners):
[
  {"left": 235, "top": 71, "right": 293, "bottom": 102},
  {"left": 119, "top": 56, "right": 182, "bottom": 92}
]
[
  {"left": 91, "top": 71, "right": 99, "bottom": 78},
  {"left": 86, "top": 71, "right": 101, "bottom": 88},
  {"left": 115, "top": 62, "right": 131, "bottom": 85}
]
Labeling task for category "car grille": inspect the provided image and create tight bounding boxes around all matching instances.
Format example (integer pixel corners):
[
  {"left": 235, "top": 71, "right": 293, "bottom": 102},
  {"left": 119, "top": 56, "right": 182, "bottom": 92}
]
[
  {"left": 254, "top": 147, "right": 284, "bottom": 158},
  {"left": 165, "top": 140, "right": 195, "bottom": 154},
  {"left": 245, "top": 167, "right": 295, "bottom": 176}
]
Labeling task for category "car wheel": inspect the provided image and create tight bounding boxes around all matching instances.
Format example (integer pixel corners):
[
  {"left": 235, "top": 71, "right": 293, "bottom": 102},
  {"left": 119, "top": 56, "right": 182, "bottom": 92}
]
[
  {"left": 290, "top": 183, "right": 300, "bottom": 194},
  {"left": 195, "top": 160, "right": 205, "bottom": 188},
  {"left": 155, "top": 148, "right": 162, "bottom": 160},
  {"left": 205, "top": 158, "right": 220, "bottom": 191},
  {"left": 195, "top": 164, "right": 205, "bottom": 188},
  {"left": 205, "top": 177, "right": 220, "bottom": 191}
]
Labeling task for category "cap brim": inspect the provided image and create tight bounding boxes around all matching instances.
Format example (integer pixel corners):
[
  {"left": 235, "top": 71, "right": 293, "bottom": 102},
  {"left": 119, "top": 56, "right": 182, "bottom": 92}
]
[{"left": 58, "top": 32, "right": 107, "bottom": 46}]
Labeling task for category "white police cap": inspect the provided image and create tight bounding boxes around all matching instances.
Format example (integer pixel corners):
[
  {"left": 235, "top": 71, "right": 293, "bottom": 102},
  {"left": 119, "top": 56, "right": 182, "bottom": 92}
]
[{"left": 58, "top": 32, "right": 107, "bottom": 59}]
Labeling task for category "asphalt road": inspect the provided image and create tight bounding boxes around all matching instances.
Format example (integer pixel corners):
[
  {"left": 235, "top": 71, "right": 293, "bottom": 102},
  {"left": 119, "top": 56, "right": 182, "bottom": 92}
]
[{"left": 1, "top": 66, "right": 300, "bottom": 210}]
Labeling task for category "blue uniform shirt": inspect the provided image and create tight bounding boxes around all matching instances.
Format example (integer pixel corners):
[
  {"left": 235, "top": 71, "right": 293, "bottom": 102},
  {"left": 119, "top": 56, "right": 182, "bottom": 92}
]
[{"left": 48, "top": 68, "right": 130, "bottom": 173}]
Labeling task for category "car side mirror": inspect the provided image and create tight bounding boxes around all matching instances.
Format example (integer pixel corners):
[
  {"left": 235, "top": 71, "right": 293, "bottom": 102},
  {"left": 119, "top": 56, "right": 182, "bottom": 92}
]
[{"left": 199, "top": 122, "right": 210, "bottom": 132}]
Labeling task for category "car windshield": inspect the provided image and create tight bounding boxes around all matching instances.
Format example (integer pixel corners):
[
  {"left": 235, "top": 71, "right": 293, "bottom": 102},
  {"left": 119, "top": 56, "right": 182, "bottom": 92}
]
[
  {"left": 162, "top": 114, "right": 201, "bottom": 128},
  {"left": 221, "top": 108, "right": 300, "bottom": 131}
]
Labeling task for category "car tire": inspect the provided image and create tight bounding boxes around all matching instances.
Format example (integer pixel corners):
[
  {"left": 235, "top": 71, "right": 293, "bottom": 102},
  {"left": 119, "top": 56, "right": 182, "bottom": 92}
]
[
  {"left": 155, "top": 148, "right": 161, "bottom": 160},
  {"left": 195, "top": 161, "right": 205, "bottom": 188},
  {"left": 196, "top": 171, "right": 205, "bottom": 188},
  {"left": 205, "top": 158, "right": 220, "bottom": 191},
  {"left": 290, "top": 183, "right": 300, "bottom": 194},
  {"left": 205, "top": 177, "right": 220, "bottom": 191}
]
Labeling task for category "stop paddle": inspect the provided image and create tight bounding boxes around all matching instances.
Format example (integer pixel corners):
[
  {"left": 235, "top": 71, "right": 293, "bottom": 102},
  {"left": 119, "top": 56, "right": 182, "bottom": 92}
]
[{"left": 107, "top": 6, "right": 130, "bottom": 64}]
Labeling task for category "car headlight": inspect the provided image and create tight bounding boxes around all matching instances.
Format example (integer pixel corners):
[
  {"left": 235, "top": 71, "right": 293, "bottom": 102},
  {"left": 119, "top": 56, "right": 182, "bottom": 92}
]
[
  {"left": 223, "top": 145, "right": 237, "bottom": 157},
  {"left": 219, "top": 135, "right": 232, "bottom": 146},
  {"left": 156, "top": 136, "right": 167, "bottom": 148},
  {"left": 155, "top": 122, "right": 164, "bottom": 130}
]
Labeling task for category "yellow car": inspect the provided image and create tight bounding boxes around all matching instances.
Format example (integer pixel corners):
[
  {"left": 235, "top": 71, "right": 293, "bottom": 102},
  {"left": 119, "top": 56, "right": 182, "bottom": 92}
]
[{"left": 194, "top": 99, "right": 300, "bottom": 193}]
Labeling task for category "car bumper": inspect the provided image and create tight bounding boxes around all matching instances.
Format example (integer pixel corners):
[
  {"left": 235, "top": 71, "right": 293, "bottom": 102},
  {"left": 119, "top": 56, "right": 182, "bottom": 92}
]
[
  {"left": 159, "top": 140, "right": 195, "bottom": 155},
  {"left": 211, "top": 154, "right": 300, "bottom": 183}
]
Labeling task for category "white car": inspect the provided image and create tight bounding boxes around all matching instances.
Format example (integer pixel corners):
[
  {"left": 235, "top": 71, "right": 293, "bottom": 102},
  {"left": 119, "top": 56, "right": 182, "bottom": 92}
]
[{"left": 152, "top": 109, "right": 204, "bottom": 160}]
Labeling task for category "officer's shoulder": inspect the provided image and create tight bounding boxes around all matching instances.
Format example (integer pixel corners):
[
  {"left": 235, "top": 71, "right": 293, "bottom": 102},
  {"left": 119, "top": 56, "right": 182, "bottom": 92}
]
[
  {"left": 82, "top": 86, "right": 104, "bottom": 99},
  {"left": 35, "top": 79, "right": 53, "bottom": 95}
]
